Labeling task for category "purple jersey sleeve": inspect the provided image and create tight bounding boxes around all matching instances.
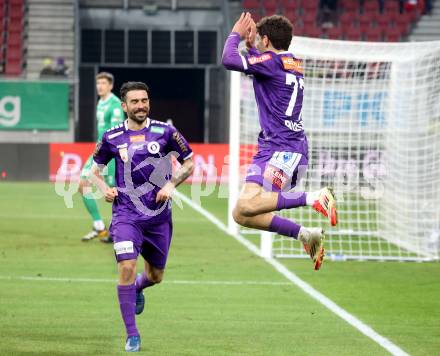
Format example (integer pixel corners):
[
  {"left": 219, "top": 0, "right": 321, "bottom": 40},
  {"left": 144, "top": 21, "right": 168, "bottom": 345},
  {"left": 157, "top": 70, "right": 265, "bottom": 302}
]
[
  {"left": 166, "top": 126, "right": 193, "bottom": 164},
  {"left": 93, "top": 134, "right": 114, "bottom": 166},
  {"left": 222, "top": 32, "right": 275, "bottom": 77}
]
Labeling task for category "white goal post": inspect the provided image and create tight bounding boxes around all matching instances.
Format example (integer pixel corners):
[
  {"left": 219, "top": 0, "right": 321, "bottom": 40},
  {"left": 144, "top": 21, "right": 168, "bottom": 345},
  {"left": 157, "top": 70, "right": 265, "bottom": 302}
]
[{"left": 228, "top": 37, "right": 440, "bottom": 262}]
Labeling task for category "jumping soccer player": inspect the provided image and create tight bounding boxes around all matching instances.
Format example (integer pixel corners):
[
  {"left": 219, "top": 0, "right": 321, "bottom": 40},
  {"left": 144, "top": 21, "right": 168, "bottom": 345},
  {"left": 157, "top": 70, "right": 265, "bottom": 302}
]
[
  {"left": 222, "top": 13, "right": 337, "bottom": 270},
  {"left": 79, "top": 72, "right": 124, "bottom": 242},
  {"left": 90, "top": 81, "right": 194, "bottom": 352}
]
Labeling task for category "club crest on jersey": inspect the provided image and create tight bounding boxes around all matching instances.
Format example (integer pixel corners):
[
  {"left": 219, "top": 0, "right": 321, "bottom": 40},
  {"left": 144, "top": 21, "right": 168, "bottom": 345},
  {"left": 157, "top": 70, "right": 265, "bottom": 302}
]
[
  {"left": 119, "top": 148, "right": 129, "bottom": 162},
  {"left": 248, "top": 53, "right": 272, "bottom": 65},
  {"left": 130, "top": 135, "right": 145, "bottom": 143},
  {"left": 147, "top": 141, "right": 160, "bottom": 154},
  {"left": 281, "top": 57, "right": 303, "bottom": 73},
  {"left": 269, "top": 151, "right": 302, "bottom": 176},
  {"left": 282, "top": 152, "right": 293, "bottom": 163}
]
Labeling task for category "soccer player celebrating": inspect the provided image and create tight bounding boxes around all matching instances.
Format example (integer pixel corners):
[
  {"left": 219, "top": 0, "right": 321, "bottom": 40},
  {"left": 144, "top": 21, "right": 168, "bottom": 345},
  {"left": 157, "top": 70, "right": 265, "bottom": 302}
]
[
  {"left": 90, "top": 81, "right": 194, "bottom": 352},
  {"left": 222, "top": 13, "right": 337, "bottom": 270},
  {"left": 80, "top": 72, "right": 124, "bottom": 243}
]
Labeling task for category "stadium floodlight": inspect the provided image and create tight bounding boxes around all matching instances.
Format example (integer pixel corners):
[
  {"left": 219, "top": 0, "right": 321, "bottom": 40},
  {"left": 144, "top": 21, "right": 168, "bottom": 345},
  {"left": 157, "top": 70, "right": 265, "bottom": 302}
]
[{"left": 228, "top": 37, "right": 440, "bottom": 262}]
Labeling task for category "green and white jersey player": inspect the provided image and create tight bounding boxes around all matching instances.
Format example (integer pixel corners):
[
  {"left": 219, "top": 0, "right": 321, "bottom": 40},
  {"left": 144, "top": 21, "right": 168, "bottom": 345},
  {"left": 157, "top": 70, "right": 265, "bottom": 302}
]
[{"left": 79, "top": 72, "right": 124, "bottom": 242}]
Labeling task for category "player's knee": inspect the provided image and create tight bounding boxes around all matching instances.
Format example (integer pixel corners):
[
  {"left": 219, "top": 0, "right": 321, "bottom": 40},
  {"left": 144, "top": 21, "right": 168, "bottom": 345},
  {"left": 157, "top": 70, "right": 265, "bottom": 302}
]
[
  {"left": 147, "top": 269, "right": 164, "bottom": 284},
  {"left": 119, "top": 263, "right": 136, "bottom": 283},
  {"left": 234, "top": 199, "right": 257, "bottom": 219},
  {"left": 232, "top": 206, "right": 250, "bottom": 227}
]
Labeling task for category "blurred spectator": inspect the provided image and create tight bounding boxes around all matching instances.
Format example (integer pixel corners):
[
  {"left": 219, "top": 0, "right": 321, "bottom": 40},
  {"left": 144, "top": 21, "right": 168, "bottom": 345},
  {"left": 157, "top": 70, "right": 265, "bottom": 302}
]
[
  {"left": 39, "top": 58, "right": 57, "bottom": 78},
  {"left": 320, "top": 0, "right": 338, "bottom": 11},
  {"left": 424, "top": 0, "right": 433, "bottom": 14},
  {"left": 319, "top": 0, "right": 337, "bottom": 29},
  {"left": 54, "top": 57, "right": 69, "bottom": 77},
  {"left": 403, "top": 0, "right": 432, "bottom": 14}
]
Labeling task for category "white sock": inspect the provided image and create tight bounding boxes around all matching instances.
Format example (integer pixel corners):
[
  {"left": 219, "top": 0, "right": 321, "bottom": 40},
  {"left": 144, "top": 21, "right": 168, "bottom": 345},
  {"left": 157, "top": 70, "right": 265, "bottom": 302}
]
[
  {"left": 306, "top": 190, "right": 320, "bottom": 206},
  {"left": 298, "top": 227, "right": 309, "bottom": 243},
  {"left": 93, "top": 220, "right": 105, "bottom": 231}
]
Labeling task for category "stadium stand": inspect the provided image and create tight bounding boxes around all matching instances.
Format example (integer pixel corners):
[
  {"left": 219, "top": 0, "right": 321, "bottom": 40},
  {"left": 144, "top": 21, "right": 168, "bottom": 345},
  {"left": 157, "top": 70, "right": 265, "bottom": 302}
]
[
  {"left": 26, "top": 0, "right": 74, "bottom": 79},
  {"left": 79, "top": 0, "right": 221, "bottom": 10},
  {"left": 0, "top": 0, "right": 25, "bottom": 75},
  {"left": 410, "top": 0, "right": 440, "bottom": 41},
  {"left": 241, "top": 0, "right": 434, "bottom": 42}
]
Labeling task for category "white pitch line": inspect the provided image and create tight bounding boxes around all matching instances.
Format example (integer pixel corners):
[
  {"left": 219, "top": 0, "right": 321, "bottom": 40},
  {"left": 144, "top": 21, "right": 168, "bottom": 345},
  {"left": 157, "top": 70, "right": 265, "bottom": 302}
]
[
  {"left": 174, "top": 191, "right": 409, "bottom": 356},
  {"left": 0, "top": 275, "right": 291, "bottom": 286}
]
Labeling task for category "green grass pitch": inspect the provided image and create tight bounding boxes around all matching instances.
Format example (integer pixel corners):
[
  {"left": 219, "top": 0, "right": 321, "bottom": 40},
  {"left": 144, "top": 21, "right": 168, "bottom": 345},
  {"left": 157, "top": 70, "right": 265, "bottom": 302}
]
[{"left": 0, "top": 182, "right": 439, "bottom": 355}]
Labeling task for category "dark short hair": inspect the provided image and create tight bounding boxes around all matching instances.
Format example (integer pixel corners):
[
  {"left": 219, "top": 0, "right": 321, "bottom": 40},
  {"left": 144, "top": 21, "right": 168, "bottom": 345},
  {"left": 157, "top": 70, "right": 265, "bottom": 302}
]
[
  {"left": 256, "top": 15, "right": 293, "bottom": 51},
  {"left": 96, "top": 72, "right": 114, "bottom": 84},
  {"left": 120, "top": 81, "right": 150, "bottom": 102}
]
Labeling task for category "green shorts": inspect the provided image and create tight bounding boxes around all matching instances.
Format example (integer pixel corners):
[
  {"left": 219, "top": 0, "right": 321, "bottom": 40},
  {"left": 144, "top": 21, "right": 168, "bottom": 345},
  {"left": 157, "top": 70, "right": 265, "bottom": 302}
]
[{"left": 80, "top": 155, "right": 116, "bottom": 187}]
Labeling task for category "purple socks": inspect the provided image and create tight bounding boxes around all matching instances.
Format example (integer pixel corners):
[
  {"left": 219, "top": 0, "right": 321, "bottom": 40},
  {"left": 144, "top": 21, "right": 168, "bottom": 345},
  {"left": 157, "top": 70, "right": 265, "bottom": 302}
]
[
  {"left": 269, "top": 215, "right": 301, "bottom": 239},
  {"left": 117, "top": 284, "right": 139, "bottom": 337},
  {"left": 135, "top": 272, "right": 154, "bottom": 292},
  {"left": 276, "top": 191, "right": 307, "bottom": 211}
]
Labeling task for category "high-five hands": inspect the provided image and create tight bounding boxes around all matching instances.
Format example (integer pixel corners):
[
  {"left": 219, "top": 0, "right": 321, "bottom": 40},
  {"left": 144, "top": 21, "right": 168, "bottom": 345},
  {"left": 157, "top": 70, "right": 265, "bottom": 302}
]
[
  {"left": 232, "top": 12, "right": 254, "bottom": 40},
  {"left": 246, "top": 16, "right": 256, "bottom": 49}
]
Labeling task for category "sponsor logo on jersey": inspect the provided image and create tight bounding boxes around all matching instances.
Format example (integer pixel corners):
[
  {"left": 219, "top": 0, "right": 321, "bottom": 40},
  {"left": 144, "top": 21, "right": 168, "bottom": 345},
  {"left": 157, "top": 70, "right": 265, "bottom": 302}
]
[
  {"left": 284, "top": 119, "right": 304, "bottom": 132},
  {"left": 263, "top": 165, "right": 288, "bottom": 190},
  {"left": 132, "top": 143, "right": 145, "bottom": 151},
  {"left": 281, "top": 57, "right": 303, "bottom": 73},
  {"left": 248, "top": 53, "right": 272, "bottom": 65},
  {"left": 114, "top": 241, "right": 134, "bottom": 255},
  {"left": 151, "top": 126, "right": 165, "bottom": 134},
  {"left": 172, "top": 132, "right": 188, "bottom": 153},
  {"left": 130, "top": 134, "right": 145, "bottom": 143},
  {"left": 147, "top": 141, "right": 161, "bottom": 154}
]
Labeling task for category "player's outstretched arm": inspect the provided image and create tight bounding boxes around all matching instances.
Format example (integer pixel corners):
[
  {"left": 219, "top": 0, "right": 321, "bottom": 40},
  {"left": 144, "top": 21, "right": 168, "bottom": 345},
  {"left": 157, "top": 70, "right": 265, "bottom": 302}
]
[
  {"left": 89, "top": 164, "right": 118, "bottom": 203},
  {"left": 222, "top": 12, "right": 253, "bottom": 71},
  {"left": 156, "top": 158, "right": 194, "bottom": 203}
]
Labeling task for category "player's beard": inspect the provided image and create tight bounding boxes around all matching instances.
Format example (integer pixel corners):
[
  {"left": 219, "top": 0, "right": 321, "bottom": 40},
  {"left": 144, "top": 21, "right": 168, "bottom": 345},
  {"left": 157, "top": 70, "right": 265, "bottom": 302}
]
[{"left": 128, "top": 109, "right": 149, "bottom": 124}]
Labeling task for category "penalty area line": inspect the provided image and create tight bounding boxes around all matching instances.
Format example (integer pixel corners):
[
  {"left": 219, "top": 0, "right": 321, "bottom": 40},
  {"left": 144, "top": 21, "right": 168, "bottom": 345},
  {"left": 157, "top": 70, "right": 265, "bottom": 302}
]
[{"left": 175, "top": 190, "right": 409, "bottom": 356}]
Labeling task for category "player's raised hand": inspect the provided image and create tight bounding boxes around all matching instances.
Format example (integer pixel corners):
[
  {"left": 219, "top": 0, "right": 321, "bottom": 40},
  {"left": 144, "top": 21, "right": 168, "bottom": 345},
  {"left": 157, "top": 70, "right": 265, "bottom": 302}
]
[
  {"left": 156, "top": 182, "right": 175, "bottom": 203},
  {"left": 105, "top": 187, "right": 118, "bottom": 203},
  {"left": 231, "top": 12, "right": 253, "bottom": 39},
  {"left": 246, "top": 17, "right": 257, "bottom": 49}
]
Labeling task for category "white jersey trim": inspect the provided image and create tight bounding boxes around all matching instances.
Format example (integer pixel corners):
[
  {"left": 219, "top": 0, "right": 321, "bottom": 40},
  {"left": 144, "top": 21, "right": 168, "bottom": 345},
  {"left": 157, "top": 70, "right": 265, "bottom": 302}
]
[
  {"left": 239, "top": 54, "right": 248, "bottom": 70},
  {"left": 108, "top": 131, "right": 123, "bottom": 140},
  {"left": 123, "top": 117, "right": 150, "bottom": 131},
  {"left": 183, "top": 152, "right": 194, "bottom": 161}
]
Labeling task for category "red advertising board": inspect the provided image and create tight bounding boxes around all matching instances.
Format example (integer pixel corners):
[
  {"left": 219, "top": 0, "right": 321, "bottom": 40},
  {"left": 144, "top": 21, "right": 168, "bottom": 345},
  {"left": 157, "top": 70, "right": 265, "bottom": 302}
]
[{"left": 49, "top": 143, "right": 231, "bottom": 183}]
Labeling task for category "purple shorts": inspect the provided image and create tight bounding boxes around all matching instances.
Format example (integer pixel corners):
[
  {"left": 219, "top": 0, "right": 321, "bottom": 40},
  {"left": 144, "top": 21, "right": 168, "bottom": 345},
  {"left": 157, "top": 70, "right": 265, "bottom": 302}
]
[
  {"left": 110, "top": 219, "right": 173, "bottom": 269},
  {"left": 245, "top": 150, "right": 308, "bottom": 192}
]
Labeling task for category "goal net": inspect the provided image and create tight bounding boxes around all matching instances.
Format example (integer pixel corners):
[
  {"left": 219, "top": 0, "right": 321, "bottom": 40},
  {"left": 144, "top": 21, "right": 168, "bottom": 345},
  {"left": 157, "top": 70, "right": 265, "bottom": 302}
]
[{"left": 228, "top": 37, "right": 440, "bottom": 262}]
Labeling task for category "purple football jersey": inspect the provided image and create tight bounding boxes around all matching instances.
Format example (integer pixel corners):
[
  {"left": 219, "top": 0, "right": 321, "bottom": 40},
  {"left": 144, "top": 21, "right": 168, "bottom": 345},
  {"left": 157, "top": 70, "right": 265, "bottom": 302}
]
[
  {"left": 93, "top": 118, "right": 193, "bottom": 223},
  {"left": 222, "top": 32, "right": 308, "bottom": 156}
]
